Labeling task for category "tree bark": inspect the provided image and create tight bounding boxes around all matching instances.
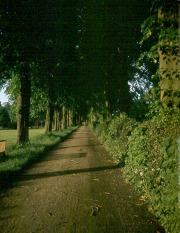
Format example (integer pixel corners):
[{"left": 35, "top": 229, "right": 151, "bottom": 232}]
[
  {"left": 16, "top": 63, "right": 31, "bottom": 144},
  {"left": 67, "top": 109, "right": 70, "bottom": 127},
  {"left": 44, "top": 101, "right": 54, "bottom": 134},
  {"left": 53, "top": 109, "right": 62, "bottom": 131},
  {"left": 158, "top": 8, "right": 180, "bottom": 108},
  {"left": 62, "top": 105, "right": 67, "bottom": 129},
  {"left": 53, "top": 110, "right": 58, "bottom": 131},
  {"left": 69, "top": 109, "right": 73, "bottom": 126}
]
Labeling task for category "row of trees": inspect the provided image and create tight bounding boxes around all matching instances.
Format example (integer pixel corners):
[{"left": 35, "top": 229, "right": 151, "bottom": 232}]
[
  {"left": 1, "top": 0, "right": 80, "bottom": 142},
  {"left": 0, "top": 0, "right": 179, "bottom": 144}
]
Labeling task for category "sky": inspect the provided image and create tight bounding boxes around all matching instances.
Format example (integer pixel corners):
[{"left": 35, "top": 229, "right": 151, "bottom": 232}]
[{"left": 0, "top": 88, "right": 8, "bottom": 104}]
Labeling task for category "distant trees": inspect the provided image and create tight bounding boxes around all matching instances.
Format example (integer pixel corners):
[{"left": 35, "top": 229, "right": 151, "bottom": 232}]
[
  {"left": 0, "top": 103, "right": 11, "bottom": 128},
  {"left": 78, "top": 0, "right": 150, "bottom": 121}
]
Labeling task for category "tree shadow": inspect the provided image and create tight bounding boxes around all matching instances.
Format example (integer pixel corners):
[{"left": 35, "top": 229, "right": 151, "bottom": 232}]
[
  {"left": 67, "top": 136, "right": 96, "bottom": 139},
  {"left": 20, "top": 164, "right": 121, "bottom": 182},
  {"left": 53, "top": 143, "right": 102, "bottom": 150},
  {"left": 44, "top": 152, "right": 87, "bottom": 161}
]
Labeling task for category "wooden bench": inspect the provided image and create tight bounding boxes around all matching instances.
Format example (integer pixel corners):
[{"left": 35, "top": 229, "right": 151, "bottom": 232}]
[{"left": 0, "top": 140, "right": 6, "bottom": 156}]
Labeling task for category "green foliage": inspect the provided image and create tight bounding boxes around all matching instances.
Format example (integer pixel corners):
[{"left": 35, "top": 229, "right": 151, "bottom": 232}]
[
  {"left": 93, "top": 108, "right": 180, "bottom": 232},
  {"left": 0, "top": 105, "right": 10, "bottom": 127},
  {"left": 80, "top": 0, "right": 150, "bottom": 117},
  {"left": 93, "top": 113, "right": 137, "bottom": 164},
  {"left": 138, "top": 0, "right": 179, "bottom": 108},
  {"left": 124, "top": 110, "right": 180, "bottom": 233},
  {"left": 93, "top": 120, "right": 110, "bottom": 143}
]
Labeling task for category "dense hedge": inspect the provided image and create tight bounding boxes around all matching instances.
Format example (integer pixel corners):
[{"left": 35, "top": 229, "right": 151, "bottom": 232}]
[
  {"left": 124, "top": 112, "right": 180, "bottom": 233},
  {"left": 92, "top": 111, "right": 180, "bottom": 233},
  {"left": 93, "top": 113, "right": 137, "bottom": 164}
]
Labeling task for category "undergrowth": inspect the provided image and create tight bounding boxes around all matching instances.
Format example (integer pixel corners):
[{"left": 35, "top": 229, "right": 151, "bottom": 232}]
[
  {"left": 93, "top": 113, "right": 137, "bottom": 164},
  {"left": 92, "top": 111, "right": 180, "bottom": 233}
]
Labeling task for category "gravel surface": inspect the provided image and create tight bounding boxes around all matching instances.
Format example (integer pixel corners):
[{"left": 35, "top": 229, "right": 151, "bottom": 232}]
[{"left": 0, "top": 126, "right": 162, "bottom": 233}]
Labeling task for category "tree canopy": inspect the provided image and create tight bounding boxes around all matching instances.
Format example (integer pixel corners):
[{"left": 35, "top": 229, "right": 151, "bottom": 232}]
[{"left": 0, "top": 0, "right": 179, "bottom": 142}]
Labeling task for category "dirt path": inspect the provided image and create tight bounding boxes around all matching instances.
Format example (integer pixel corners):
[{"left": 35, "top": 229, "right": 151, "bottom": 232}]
[{"left": 0, "top": 126, "right": 161, "bottom": 233}]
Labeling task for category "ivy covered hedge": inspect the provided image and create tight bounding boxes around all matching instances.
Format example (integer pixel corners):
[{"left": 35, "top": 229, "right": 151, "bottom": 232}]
[
  {"left": 93, "top": 113, "right": 137, "bottom": 164},
  {"left": 92, "top": 111, "right": 180, "bottom": 233}
]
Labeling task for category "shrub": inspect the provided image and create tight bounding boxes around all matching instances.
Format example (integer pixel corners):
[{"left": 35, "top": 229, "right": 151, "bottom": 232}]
[
  {"left": 93, "top": 113, "right": 137, "bottom": 164},
  {"left": 123, "top": 111, "right": 180, "bottom": 233},
  {"left": 8, "top": 121, "right": 17, "bottom": 129},
  {"left": 92, "top": 109, "right": 180, "bottom": 232},
  {"left": 93, "top": 120, "right": 110, "bottom": 142}
]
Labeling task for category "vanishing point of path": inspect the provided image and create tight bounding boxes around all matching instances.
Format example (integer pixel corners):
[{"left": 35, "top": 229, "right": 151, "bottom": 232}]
[{"left": 0, "top": 126, "right": 162, "bottom": 233}]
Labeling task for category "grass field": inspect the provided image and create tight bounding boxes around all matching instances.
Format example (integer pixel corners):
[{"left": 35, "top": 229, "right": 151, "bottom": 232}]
[
  {"left": 0, "top": 126, "right": 78, "bottom": 188},
  {"left": 0, "top": 129, "right": 44, "bottom": 146}
]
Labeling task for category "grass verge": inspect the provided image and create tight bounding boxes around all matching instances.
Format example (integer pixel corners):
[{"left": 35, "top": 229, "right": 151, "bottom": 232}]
[
  {"left": 0, "top": 126, "right": 78, "bottom": 188},
  {"left": 0, "top": 128, "right": 44, "bottom": 146}
]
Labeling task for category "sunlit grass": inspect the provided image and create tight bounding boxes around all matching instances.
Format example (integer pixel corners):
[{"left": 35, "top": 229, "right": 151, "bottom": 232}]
[
  {"left": 0, "top": 129, "right": 44, "bottom": 146},
  {"left": 0, "top": 126, "right": 78, "bottom": 185}
]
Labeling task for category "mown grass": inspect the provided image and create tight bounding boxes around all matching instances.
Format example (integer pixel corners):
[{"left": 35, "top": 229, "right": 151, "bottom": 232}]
[
  {"left": 0, "top": 126, "right": 78, "bottom": 187},
  {"left": 0, "top": 128, "right": 44, "bottom": 146}
]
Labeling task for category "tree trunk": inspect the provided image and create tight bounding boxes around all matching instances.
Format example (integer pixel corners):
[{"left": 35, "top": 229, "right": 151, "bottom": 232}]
[
  {"left": 44, "top": 102, "right": 54, "bottom": 134},
  {"left": 16, "top": 63, "right": 31, "bottom": 144},
  {"left": 53, "top": 110, "right": 58, "bottom": 131},
  {"left": 158, "top": 8, "right": 180, "bottom": 108},
  {"left": 159, "top": 48, "right": 180, "bottom": 108},
  {"left": 105, "top": 99, "right": 111, "bottom": 120},
  {"left": 69, "top": 110, "right": 73, "bottom": 126},
  {"left": 58, "top": 107, "right": 62, "bottom": 130},
  {"left": 62, "top": 105, "right": 67, "bottom": 129},
  {"left": 67, "top": 109, "right": 70, "bottom": 127},
  {"left": 88, "top": 106, "right": 96, "bottom": 124},
  {"left": 44, "top": 72, "right": 55, "bottom": 134},
  {"left": 53, "top": 109, "right": 62, "bottom": 131}
]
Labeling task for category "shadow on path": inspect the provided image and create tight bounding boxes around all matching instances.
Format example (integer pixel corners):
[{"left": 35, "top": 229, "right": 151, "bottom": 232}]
[
  {"left": 20, "top": 164, "right": 121, "bottom": 182},
  {"left": 53, "top": 143, "right": 102, "bottom": 150}
]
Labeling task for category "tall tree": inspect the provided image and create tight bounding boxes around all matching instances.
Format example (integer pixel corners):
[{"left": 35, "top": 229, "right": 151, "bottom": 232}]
[
  {"left": 139, "top": 0, "right": 179, "bottom": 109},
  {"left": 0, "top": 0, "right": 46, "bottom": 143},
  {"left": 158, "top": 1, "right": 179, "bottom": 108}
]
